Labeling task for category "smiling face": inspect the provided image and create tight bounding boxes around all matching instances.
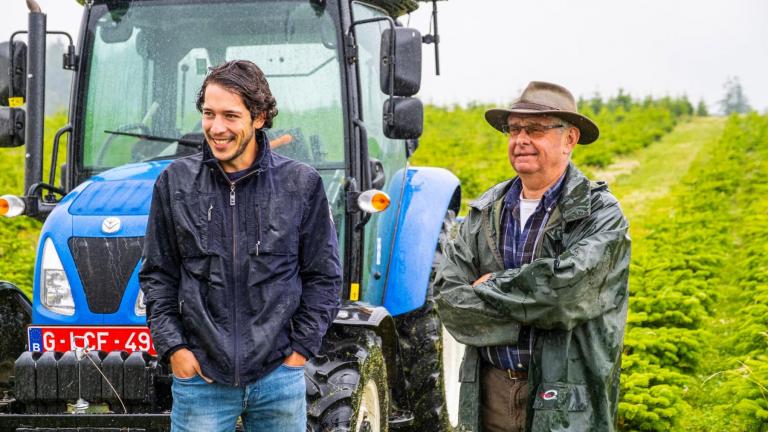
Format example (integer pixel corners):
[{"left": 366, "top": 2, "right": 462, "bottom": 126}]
[
  {"left": 201, "top": 83, "right": 265, "bottom": 173},
  {"left": 507, "top": 114, "right": 579, "bottom": 184}
]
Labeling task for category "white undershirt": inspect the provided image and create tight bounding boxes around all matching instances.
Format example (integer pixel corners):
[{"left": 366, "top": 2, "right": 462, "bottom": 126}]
[{"left": 519, "top": 194, "right": 541, "bottom": 228}]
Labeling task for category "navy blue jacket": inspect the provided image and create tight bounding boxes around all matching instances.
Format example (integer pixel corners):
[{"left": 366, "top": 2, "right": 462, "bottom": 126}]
[{"left": 140, "top": 131, "right": 342, "bottom": 386}]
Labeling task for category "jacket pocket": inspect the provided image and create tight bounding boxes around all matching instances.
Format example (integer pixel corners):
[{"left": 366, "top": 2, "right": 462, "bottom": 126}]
[
  {"left": 249, "top": 192, "right": 301, "bottom": 256},
  {"left": 173, "top": 192, "right": 218, "bottom": 257},
  {"left": 531, "top": 382, "right": 588, "bottom": 411}
]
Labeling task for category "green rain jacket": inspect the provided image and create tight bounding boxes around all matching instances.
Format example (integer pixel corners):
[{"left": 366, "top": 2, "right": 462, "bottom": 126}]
[{"left": 434, "top": 163, "right": 630, "bottom": 432}]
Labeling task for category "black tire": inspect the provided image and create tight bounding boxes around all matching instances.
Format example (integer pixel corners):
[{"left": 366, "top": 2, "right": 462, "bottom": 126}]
[
  {"left": 395, "top": 209, "right": 463, "bottom": 432},
  {"left": 395, "top": 300, "right": 449, "bottom": 431},
  {"left": 306, "top": 327, "right": 389, "bottom": 432},
  {"left": 0, "top": 282, "right": 31, "bottom": 392}
]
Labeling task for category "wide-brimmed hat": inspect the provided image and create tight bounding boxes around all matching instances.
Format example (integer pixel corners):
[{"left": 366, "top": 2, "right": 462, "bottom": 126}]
[{"left": 485, "top": 81, "right": 599, "bottom": 144}]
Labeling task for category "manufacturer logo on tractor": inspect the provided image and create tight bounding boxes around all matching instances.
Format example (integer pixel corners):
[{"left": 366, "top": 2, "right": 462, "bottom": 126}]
[
  {"left": 540, "top": 390, "right": 558, "bottom": 401},
  {"left": 102, "top": 217, "right": 121, "bottom": 234}
]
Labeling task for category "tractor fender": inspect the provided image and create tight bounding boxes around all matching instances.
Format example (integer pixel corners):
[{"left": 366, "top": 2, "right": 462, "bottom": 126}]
[
  {"left": 331, "top": 302, "right": 399, "bottom": 395},
  {"left": 383, "top": 166, "right": 460, "bottom": 316}
]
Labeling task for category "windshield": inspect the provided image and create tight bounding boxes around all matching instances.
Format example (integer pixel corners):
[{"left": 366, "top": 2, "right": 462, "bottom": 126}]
[{"left": 81, "top": 0, "right": 344, "bottom": 172}]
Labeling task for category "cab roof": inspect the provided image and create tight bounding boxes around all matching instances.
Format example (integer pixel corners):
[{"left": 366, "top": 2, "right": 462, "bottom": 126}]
[{"left": 75, "top": 0, "right": 443, "bottom": 18}]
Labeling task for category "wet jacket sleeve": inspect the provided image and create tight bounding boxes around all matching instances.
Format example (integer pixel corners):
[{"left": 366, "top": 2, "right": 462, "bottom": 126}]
[
  {"left": 433, "top": 211, "right": 522, "bottom": 347},
  {"left": 290, "top": 173, "right": 342, "bottom": 358},
  {"left": 474, "top": 199, "right": 631, "bottom": 331},
  {"left": 139, "top": 173, "right": 186, "bottom": 361}
]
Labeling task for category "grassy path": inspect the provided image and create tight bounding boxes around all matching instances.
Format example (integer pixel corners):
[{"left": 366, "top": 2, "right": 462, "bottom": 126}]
[{"left": 597, "top": 117, "right": 724, "bottom": 237}]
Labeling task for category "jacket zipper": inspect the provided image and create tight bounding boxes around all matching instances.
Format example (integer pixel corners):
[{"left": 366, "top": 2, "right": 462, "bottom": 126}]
[
  {"left": 529, "top": 206, "right": 561, "bottom": 390},
  {"left": 255, "top": 205, "right": 262, "bottom": 256},
  {"left": 213, "top": 164, "right": 262, "bottom": 387},
  {"left": 231, "top": 182, "right": 238, "bottom": 386}
]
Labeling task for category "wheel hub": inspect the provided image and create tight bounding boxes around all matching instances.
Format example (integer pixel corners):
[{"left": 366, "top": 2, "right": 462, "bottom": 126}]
[
  {"left": 356, "top": 379, "right": 380, "bottom": 432},
  {"left": 442, "top": 325, "right": 465, "bottom": 427}
]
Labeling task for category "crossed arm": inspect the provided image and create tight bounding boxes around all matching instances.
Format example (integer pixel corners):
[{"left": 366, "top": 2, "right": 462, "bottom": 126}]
[{"left": 434, "top": 202, "right": 630, "bottom": 346}]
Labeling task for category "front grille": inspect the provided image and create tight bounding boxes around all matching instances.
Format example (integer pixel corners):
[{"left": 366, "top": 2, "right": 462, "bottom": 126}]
[{"left": 68, "top": 237, "right": 144, "bottom": 314}]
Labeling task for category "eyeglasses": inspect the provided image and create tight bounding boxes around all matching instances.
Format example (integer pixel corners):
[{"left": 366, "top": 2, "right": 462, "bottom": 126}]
[{"left": 501, "top": 123, "right": 565, "bottom": 138}]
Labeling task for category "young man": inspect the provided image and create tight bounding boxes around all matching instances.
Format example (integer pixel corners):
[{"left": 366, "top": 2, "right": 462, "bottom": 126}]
[
  {"left": 434, "top": 81, "right": 630, "bottom": 431},
  {"left": 140, "top": 60, "right": 341, "bottom": 431}
]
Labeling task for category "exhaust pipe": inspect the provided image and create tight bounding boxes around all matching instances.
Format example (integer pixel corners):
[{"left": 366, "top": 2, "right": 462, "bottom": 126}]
[{"left": 24, "top": 0, "right": 46, "bottom": 217}]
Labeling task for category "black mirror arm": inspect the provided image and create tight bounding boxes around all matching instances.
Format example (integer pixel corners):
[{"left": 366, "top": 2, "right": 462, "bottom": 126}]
[
  {"left": 46, "top": 31, "right": 77, "bottom": 70},
  {"left": 11, "top": 30, "right": 77, "bottom": 72},
  {"left": 347, "top": 16, "right": 397, "bottom": 127}
]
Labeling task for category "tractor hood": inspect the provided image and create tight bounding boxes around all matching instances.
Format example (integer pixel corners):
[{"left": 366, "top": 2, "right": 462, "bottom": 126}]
[
  {"left": 43, "top": 160, "right": 170, "bottom": 240},
  {"left": 69, "top": 161, "right": 170, "bottom": 217},
  {"left": 32, "top": 160, "right": 171, "bottom": 325},
  {"left": 66, "top": 160, "right": 170, "bottom": 237}
]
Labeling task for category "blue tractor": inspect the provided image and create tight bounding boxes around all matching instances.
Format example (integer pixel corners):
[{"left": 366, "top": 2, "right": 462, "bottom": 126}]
[{"left": 0, "top": 0, "right": 465, "bottom": 430}]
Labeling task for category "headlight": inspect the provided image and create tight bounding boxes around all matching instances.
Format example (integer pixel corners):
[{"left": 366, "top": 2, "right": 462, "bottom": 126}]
[
  {"left": 41, "top": 238, "right": 75, "bottom": 315},
  {"left": 135, "top": 289, "right": 146, "bottom": 316}
]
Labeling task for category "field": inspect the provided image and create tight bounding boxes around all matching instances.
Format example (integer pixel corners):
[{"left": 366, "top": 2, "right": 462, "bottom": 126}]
[
  {"left": 413, "top": 98, "right": 768, "bottom": 430},
  {"left": 1, "top": 99, "right": 767, "bottom": 430},
  {"left": 0, "top": 112, "right": 67, "bottom": 293}
]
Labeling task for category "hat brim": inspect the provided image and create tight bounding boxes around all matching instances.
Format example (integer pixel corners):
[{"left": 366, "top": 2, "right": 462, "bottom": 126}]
[{"left": 485, "top": 108, "right": 599, "bottom": 144}]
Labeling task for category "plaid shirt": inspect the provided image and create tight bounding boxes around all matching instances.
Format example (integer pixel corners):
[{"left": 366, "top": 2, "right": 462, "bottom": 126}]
[{"left": 480, "top": 172, "right": 566, "bottom": 371}]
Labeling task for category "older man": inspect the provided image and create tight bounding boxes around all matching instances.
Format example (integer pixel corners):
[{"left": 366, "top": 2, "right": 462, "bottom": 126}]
[{"left": 434, "top": 81, "right": 630, "bottom": 431}]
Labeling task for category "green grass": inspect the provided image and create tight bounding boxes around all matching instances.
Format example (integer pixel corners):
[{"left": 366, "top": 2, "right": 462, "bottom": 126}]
[
  {"left": 0, "top": 111, "right": 68, "bottom": 297},
  {"left": 412, "top": 97, "right": 692, "bottom": 212},
  {"left": 676, "top": 115, "right": 768, "bottom": 431},
  {"left": 603, "top": 114, "right": 768, "bottom": 431}
]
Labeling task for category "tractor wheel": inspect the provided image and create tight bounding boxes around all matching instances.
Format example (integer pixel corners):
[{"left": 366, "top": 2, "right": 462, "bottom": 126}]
[
  {"left": 395, "top": 208, "right": 465, "bottom": 431},
  {"left": 0, "top": 282, "right": 31, "bottom": 391},
  {"left": 306, "top": 328, "right": 389, "bottom": 432},
  {"left": 395, "top": 299, "right": 464, "bottom": 431}
]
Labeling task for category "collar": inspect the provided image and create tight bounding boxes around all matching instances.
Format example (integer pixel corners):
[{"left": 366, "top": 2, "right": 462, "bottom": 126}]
[
  {"left": 502, "top": 170, "right": 566, "bottom": 212},
  {"left": 471, "top": 162, "right": 593, "bottom": 222}
]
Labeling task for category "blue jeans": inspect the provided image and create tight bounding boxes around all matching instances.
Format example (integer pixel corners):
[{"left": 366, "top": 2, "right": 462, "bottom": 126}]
[{"left": 170, "top": 364, "right": 306, "bottom": 432}]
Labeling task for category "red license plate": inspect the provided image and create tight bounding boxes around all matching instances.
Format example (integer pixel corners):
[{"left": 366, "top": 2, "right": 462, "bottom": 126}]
[{"left": 28, "top": 326, "right": 156, "bottom": 356}]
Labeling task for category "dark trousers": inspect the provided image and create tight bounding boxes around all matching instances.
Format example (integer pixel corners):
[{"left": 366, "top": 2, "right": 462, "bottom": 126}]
[{"left": 481, "top": 364, "right": 529, "bottom": 432}]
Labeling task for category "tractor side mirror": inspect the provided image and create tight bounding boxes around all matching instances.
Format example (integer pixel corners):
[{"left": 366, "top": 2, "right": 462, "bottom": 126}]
[
  {"left": 0, "top": 41, "right": 28, "bottom": 107},
  {"left": 383, "top": 97, "right": 423, "bottom": 139},
  {"left": 380, "top": 28, "right": 422, "bottom": 97},
  {"left": 0, "top": 107, "right": 25, "bottom": 147}
]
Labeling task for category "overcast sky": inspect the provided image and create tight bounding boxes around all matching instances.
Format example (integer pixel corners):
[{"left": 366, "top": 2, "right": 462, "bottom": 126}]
[{"left": 4, "top": 0, "right": 767, "bottom": 112}]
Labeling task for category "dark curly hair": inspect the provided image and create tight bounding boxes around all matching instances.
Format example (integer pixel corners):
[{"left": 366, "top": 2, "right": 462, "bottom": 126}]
[{"left": 196, "top": 60, "right": 278, "bottom": 129}]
